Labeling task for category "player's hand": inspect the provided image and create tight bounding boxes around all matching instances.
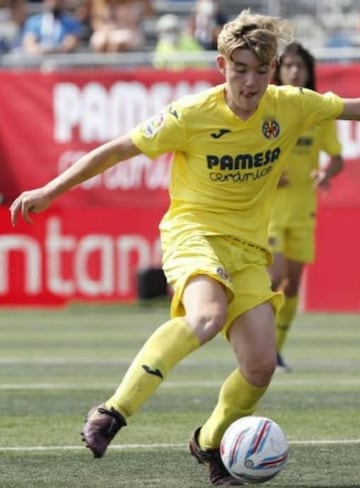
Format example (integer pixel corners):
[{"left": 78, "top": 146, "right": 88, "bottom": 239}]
[
  {"left": 10, "top": 189, "right": 52, "bottom": 226},
  {"left": 277, "top": 172, "right": 290, "bottom": 188},
  {"left": 311, "top": 169, "right": 330, "bottom": 190}
]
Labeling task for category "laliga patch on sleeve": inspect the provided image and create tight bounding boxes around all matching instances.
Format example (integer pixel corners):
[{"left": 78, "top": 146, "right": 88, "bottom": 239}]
[{"left": 142, "top": 112, "right": 165, "bottom": 139}]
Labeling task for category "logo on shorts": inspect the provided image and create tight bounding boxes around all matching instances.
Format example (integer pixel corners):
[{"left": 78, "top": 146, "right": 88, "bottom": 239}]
[
  {"left": 262, "top": 119, "right": 280, "bottom": 139},
  {"left": 216, "top": 267, "right": 231, "bottom": 282}
]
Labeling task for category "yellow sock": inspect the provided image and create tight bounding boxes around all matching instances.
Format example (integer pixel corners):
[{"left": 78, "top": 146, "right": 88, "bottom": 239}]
[
  {"left": 106, "top": 317, "right": 200, "bottom": 417},
  {"left": 276, "top": 295, "right": 298, "bottom": 352},
  {"left": 199, "top": 369, "right": 267, "bottom": 449}
]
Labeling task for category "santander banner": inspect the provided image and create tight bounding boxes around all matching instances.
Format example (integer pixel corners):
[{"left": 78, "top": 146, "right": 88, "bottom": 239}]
[
  {"left": 0, "top": 207, "right": 164, "bottom": 305},
  {"left": 0, "top": 66, "right": 359, "bottom": 310}
]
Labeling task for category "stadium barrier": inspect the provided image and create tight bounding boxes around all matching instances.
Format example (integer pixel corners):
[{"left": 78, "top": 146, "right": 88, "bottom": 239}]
[{"left": 0, "top": 65, "right": 359, "bottom": 311}]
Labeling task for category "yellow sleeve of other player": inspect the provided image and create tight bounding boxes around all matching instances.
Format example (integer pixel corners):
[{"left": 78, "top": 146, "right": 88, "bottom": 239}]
[{"left": 318, "top": 120, "right": 342, "bottom": 155}]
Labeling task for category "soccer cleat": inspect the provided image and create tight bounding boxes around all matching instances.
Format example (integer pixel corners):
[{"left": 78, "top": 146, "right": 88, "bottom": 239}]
[
  {"left": 276, "top": 352, "right": 292, "bottom": 373},
  {"left": 81, "top": 404, "right": 126, "bottom": 458},
  {"left": 189, "top": 427, "right": 244, "bottom": 486}
]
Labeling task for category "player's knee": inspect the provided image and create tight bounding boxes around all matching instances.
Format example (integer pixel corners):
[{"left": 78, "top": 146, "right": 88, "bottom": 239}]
[
  {"left": 271, "top": 276, "right": 282, "bottom": 291},
  {"left": 284, "top": 280, "right": 300, "bottom": 296},
  {"left": 242, "top": 353, "right": 276, "bottom": 386},
  {"left": 269, "top": 268, "right": 284, "bottom": 291},
  {"left": 186, "top": 306, "right": 226, "bottom": 343}
]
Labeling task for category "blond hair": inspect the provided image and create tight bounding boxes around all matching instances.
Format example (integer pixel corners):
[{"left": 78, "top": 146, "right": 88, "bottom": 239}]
[{"left": 217, "top": 9, "right": 294, "bottom": 64}]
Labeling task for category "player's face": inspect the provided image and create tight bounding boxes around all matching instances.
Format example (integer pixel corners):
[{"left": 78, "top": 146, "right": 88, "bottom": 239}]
[
  {"left": 217, "top": 48, "right": 275, "bottom": 119},
  {"left": 278, "top": 53, "right": 308, "bottom": 88}
]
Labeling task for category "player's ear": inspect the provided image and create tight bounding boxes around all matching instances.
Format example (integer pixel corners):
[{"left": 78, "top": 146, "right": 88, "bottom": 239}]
[
  {"left": 216, "top": 54, "right": 226, "bottom": 76},
  {"left": 269, "top": 57, "right": 277, "bottom": 79}
]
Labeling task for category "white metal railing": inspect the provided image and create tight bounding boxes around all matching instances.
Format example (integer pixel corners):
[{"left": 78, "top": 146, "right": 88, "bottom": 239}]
[{"left": 1, "top": 46, "right": 360, "bottom": 71}]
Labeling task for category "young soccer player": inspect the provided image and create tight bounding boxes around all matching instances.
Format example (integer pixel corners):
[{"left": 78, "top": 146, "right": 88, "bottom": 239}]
[
  {"left": 10, "top": 10, "right": 360, "bottom": 486},
  {"left": 268, "top": 43, "right": 344, "bottom": 372}
]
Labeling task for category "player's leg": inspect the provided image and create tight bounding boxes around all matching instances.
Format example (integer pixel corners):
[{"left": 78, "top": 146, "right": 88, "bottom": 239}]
[
  {"left": 82, "top": 275, "right": 227, "bottom": 457},
  {"left": 190, "top": 303, "right": 277, "bottom": 486},
  {"left": 185, "top": 277, "right": 248, "bottom": 486},
  {"left": 82, "top": 235, "right": 231, "bottom": 458},
  {"left": 268, "top": 251, "right": 287, "bottom": 291},
  {"left": 197, "top": 301, "right": 276, "bottom": 449},
  {"left": 276, "top": 226, "right": 313, "bottom": 370},
  {"left": 268, "top": 228, "right": 292, "bottom": 367},
  {"left": 268, "top": 222, "right": 287, "bottom": 291},
  {"left": 276, "top": 258, "right": 304, "bottom": 354},
  {"left": 105, "top": 275, "right": 227, "bottom": 417},
  {"left": 189, "top": 241, "right": 282, "bottom": 485}
]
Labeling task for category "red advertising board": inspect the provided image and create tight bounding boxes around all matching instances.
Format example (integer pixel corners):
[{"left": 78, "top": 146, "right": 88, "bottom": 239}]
[
  {"left": 303, "top": 206, "right": 360, "bottom": 311},
  {"left": 0, "top": 66, "right": 359, "bottom": 310},
  {"left": 0, "top": 69, "right": 222, "bottom": 208},
  {"left": 0, "top": 207, "right": 164, "bottom": 305}
]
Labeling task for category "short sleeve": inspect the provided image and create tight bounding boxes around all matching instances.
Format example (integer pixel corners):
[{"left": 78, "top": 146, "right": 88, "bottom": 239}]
[{"left": 130, "top": 102, "right": 187, "bottom": 159}]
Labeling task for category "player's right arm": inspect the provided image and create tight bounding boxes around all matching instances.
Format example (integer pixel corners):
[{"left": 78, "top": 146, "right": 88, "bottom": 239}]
[{"left": 10, "top": 134, "right": 141, "bottom": 226}]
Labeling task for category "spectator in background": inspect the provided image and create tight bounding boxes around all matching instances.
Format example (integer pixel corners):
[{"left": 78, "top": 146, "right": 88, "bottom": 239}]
[
  {"left": 190, "top": 0, "right": 227, "bottom": 50},
  {"left": 0, "top": 0, "right": 26, "bottom": 53},
  {"left": 153, "top": 13, "right": 205, "bottom": 70},
  {"left": 66, "top": 0, "right": 92, "bottom": 44},
  {"left": 89, "top": 0, "right": 153, "bottom": 53},
  {"left": 268, "top": 42, "right": 344, "bottom": 371},
  {"left": 21, "top": 0, "right": 82, "bottom": 55}
]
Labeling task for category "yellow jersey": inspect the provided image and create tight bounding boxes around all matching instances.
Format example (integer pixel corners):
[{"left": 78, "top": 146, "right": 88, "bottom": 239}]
[
  {"left": 130, "top": 83, "right": 343, "bottom": 250},
  {"left": 269, "top": 120, "right": 342, "bottom": 228}
]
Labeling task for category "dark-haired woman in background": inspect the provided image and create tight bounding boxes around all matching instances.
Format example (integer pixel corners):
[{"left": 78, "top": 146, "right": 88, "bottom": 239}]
[{"left": 268, "top": 42, "right": 344, "bottom": 371}]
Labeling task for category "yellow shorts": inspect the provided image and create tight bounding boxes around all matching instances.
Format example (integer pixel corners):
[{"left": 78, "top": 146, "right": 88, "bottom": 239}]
[
  {"left": 268, "top": 223, "right": 315, "bottom": 263},
  {"left": 162, "top": 234, "right": 283, "bottom": 338}
]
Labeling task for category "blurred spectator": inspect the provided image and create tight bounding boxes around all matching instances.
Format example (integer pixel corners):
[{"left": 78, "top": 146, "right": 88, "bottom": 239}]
[
  {"left": 0, "top": 0, "right": 26, "bottom": 53},
  {"left": 89, "top": 0, "right": 153, "bottom": 53},
  {"left": 21, "top": 0, "right": 82, "bottom": 55},
  {"left": 325, "top": 28, "right": 353, "bottom": 48},
  {"left": 66, "top": 0, "right": 92, "bottom": 44},
  {"left": 324, "top": 26, "right": 354, "bottom": 62},
  {"left": 153, "top": 13, "right": 205, "bottom": 70},
  {"left": 189, "top": 0, "right": 227, "bottom": 50}
]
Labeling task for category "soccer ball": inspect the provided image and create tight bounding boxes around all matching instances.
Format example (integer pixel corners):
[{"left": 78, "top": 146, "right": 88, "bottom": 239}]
[{"left": 220, "top": 416, "right": 289, "bottom": 484}]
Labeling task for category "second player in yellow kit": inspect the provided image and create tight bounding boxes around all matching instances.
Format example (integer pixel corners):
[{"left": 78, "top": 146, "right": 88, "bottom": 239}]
[
  {"left": 269, "top": 122, "right": 341, "bottom": 263},
  {"left": 268, "top": 43, "right": 344, "bottom": 372},
  {"left": 11, "top": 13, "right": 357, "bottom": 488}
]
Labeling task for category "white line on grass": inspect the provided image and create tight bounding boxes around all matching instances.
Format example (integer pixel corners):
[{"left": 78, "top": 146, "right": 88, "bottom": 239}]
[{"left": 2, "top": 439, "right": 360, "bottom": 452}]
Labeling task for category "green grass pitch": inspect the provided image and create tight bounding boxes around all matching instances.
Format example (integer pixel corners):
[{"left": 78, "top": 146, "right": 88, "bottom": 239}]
[{"left": 0, "top": 303, "right": 359, "bottom": 487}]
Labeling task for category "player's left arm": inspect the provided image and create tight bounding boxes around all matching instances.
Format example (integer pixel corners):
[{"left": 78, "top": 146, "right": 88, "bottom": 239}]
[
  {"left": 311, "top": 120, "right": 344, "bottom": 189},
  {"left": 337, "top": 99, "right": 360, "bottom": 120},
  {"left": 311, "top": 154, "right": 344, "bottom": 189}
]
